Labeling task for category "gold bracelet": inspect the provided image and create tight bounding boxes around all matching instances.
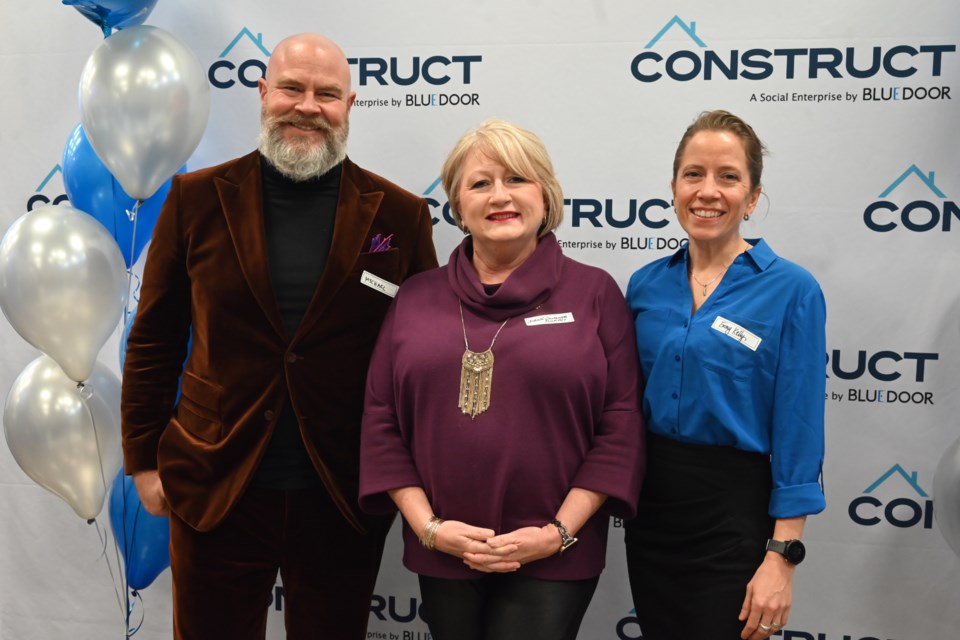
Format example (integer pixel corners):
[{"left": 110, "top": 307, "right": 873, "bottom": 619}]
[
  {"left": 422, "top": 516, "right": 443, "bottom": 550},
  {"left": 420, "top": 515, "right": 445, "bottom": 551}
]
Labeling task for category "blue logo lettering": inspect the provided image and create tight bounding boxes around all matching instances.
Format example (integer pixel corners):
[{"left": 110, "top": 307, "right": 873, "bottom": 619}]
[
  {"left": 209, "top": 28, "right": 271, "bottom": 89},
  {"left": 27, "top": 165, "right": 69, "bottom": 211},
  {"left": 348, "top": 55, "right": 482, "bottom": 86},
  {"left": 632, "top": 17, "right": 956, "bottom": 82},
  {"left": 848, "top": 465, "right": 934, "bottom": 529},
  {"left": 864, "top": 165, "right": 957, "bottom": 232}
]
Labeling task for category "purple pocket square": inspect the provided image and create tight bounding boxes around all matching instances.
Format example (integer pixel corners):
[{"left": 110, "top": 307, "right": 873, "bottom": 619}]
[{"left": 369, "top": 233, "right": 394, "bottom": 252}]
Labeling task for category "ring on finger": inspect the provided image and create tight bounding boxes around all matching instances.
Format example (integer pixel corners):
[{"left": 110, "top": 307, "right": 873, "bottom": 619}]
[{"left": 759, "top": 622, "right": 773, "bottom": 631}]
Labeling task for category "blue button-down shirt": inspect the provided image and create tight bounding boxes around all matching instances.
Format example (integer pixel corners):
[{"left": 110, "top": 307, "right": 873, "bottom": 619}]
[{"left": 626, "top": 239, "right": 826, "bottom": 518}]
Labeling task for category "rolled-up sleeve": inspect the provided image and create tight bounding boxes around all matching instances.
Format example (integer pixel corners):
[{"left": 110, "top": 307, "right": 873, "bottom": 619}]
[{"left": 769, "top": 284, "right": 827, "bottom": 518}]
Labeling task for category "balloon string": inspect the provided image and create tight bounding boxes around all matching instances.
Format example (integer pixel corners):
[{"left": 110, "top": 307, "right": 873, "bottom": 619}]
[
  {"left": 76, "top": 384, "right": 114, "bottom": 562},
  {"left": 79, "top": 385, "right": 133, "bottom": 634},
  {"left": 91, "top": 518, "right": 129, "bottom": 628},
  {"left": 75, "top": 383, "right": 109, "bottom": 505},
  {"left": 123, "top": 474, "right": 139, "bottom": 637},
  {"left": 127, "top": 589, "right": 146, "bottom": 636},
  {"left": 124, "top": 200, "right": 143, "bottom": 324}
]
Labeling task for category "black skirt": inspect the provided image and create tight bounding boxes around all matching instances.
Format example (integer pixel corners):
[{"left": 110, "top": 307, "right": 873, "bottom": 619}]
[{"left": 624, "top": 433, "right": 774, "bottom": 640}]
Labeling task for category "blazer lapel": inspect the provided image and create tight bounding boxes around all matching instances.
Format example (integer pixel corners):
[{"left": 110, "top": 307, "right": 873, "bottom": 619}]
[
  {"left": 215, "top": 152, "right": 287, "bottom": 341},
  {"left": 294, "top": 158, "right": 383, "bottom": 341}
]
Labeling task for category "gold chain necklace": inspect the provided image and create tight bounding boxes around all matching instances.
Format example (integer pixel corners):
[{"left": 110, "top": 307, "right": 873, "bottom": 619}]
[{"left": 457, "top": 299, "right": 511, "bottom": 419}]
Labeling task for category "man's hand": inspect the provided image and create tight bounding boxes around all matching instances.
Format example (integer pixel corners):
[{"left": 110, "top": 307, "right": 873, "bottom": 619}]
[{"left": 132, "top": 470, "right": 170, "bottom": 517}]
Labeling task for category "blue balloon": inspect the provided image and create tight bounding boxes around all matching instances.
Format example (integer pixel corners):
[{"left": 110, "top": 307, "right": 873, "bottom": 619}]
[
  {"left": 62, "top": 0, "right": 158, "bottom": 36},
  {"left": 62, "top": 123, "right": 183, "bottom": 268},
  {"left": 119, "top": 309, "right": 136, "bottom": 370},
  {"left": 109, "top": 467, "right": 170, "bottom": 591}
]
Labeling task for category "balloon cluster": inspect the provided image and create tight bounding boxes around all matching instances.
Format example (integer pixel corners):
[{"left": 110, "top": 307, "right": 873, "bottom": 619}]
[{"left": 1, "top": 1, "right": 209, "bottom": 601}]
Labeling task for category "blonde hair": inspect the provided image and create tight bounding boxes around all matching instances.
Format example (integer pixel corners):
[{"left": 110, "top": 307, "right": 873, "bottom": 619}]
[{"left": 440, "top": 119, "right": 563, "bottom": 237}]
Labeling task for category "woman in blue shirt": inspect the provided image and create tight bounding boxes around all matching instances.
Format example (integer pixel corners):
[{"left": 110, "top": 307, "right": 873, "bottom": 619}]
[{"left": 624, "top": 110, "right": 826, "bottom": 640}]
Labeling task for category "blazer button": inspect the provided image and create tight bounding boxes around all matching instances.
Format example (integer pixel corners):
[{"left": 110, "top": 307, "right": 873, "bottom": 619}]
[
  {"left": 286, "top": 352, "right": 298, "bottom": 364},
  {"left": 264, "top": 410, "right": 275, "bottom": 421}
]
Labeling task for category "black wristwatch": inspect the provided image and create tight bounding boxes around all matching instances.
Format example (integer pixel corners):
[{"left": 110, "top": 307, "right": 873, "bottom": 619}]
[
  {"left": 551, "top": 519, "right": 578, "bottom": 555},
  {"left": 765, "top": 538, "right": 806, "bottom": 565}
]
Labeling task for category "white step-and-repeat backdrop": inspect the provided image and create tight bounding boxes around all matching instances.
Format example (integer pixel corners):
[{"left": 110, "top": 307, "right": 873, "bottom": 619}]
[{"left": 1, "top": 1, "right": 958, "bottom": 638}]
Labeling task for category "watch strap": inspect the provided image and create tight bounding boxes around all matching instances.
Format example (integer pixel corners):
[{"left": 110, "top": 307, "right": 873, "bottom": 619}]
[
  {"left": 765, "top": 539, "right": 788, "bottom": 555},
  {"left": 551, "top": 519, "right": 578, "bottom": 555},
  {"left": 766, "top": 538, "right": 805, "bottom": 564}
]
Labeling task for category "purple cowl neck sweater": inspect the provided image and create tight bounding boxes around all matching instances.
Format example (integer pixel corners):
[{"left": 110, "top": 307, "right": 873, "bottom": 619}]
[{"left": 360, "top": 233, "right": 645, "bottom": 580}]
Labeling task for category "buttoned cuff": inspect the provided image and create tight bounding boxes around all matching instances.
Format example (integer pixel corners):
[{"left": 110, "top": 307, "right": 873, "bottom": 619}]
[{"left": 769, "top": 482, "right": 826, "bottom": 519}]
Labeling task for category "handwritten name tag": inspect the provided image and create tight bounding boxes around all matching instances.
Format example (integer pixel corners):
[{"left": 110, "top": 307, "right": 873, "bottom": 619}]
[
  {"left": 525, "top": 312, "right": 574, "bottom": 327},
  {"left": 711, "top": 316, "right": 762, "bottom": 351},
  {"left": 361, "top": 270, "right": 399, "bottom": 298}
]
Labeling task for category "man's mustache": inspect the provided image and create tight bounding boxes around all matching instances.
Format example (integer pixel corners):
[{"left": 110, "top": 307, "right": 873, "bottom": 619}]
[{"left": 274, "top": 115, "right": 333, "bottom": 133}]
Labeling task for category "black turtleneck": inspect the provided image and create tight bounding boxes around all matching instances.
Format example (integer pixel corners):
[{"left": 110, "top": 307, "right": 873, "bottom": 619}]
[{"left": 251, "top": 159, "right": 342, "bottom": 489}]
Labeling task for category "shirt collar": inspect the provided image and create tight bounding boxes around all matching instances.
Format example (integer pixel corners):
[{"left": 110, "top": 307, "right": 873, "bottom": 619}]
[
  {"left": 743, "top": 238, "right": 776, "bottom": 271},
  {"left": 667, "top": 238, "right": 777, "bottom": 272}
]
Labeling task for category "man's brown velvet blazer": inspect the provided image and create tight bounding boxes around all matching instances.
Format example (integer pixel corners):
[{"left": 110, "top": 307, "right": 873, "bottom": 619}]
[{"left": 121, "top": 151, "right": 438, "bottom": 533}]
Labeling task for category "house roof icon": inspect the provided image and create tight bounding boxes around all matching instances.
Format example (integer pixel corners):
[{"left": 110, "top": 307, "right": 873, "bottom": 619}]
[
  {"left": 35, "top": 165, "right": 62, "bottom": 193},
  {"left": 863, "top": 464, "right": 928, "bottom": 497},
  {"left": 422, "top": 177, "right": 443, "bottom": 197},
  {"left": 219, "top": 27, "right": 271, "bottom": 59},
  {"left": 879, "top": 164, "right": 947, "bottom": 199},
  {"left": 644, "top": 16, "right": 708, "bottom": 49}
]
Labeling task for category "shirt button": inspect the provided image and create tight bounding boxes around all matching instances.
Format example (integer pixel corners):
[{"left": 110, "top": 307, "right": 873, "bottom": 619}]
[
  {"left": 683, "top": 321, "right": 689, "bottom": 328},
  {"left": 286, "top": 352, "right": 298, "bottom": 364},
  {"left": 671, "top": 427, "right": 678, "bottom": 434},
  {"left": 263, "top": 410, "right": 275, "bottom": 421},
  {"left": 671, "top": 392, "right": 678, "bottom": 399},
  {"left": 674, "top": 355, "right": 681, "bottom": 362}
]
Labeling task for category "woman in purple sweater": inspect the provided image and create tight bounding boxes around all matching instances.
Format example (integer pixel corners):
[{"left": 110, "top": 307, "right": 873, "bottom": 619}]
[{"left": 359, "top": 119, "right": 645, "bottom": 640}]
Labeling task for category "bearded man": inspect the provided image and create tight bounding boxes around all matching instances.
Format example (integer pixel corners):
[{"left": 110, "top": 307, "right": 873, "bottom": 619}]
[{"left": 121, "top": 33, "right": 438, "bottom": 639}]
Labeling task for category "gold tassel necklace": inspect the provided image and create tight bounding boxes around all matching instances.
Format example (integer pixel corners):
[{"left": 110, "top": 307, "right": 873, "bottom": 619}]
[{"left": 458, "top": 299, "right": 510, "bottom": 419}]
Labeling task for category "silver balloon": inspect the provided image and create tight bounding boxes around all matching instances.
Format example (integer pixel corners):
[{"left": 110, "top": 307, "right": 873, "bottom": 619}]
[
  {"left": 4, "top": 355, "right": 123, "bottom": 520},
  {"left": 78, "top": 25, "right": 210, "bottom": 200},
  {"left": 0, "top": 204, "right": 127, "bottom": 382},
  {"left": 934, "top": 436, "right": 960, "bottom": 557}
]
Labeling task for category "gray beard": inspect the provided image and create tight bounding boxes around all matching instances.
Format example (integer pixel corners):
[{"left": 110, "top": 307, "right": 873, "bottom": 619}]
[{"left": 258, "top": 111, "right": 349, "bottom": 181}]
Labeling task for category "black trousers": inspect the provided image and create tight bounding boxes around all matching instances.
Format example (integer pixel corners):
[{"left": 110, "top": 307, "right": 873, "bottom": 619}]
[
  {"left": 418, "top": 572, "right": 599, "bottom": 640},
  {"left": 624, "top": 434, "right": 774, "bottom": 640}
]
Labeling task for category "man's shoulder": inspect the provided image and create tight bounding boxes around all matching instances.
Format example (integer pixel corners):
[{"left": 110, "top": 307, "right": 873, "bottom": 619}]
[{"left": 175, "top": 150, "right": 260, "bottom": 187}]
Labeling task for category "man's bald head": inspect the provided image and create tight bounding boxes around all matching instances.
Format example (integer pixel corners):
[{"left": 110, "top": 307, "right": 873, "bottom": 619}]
[{"left": 265, "top": 33, "right": 353, "bottom": 96}]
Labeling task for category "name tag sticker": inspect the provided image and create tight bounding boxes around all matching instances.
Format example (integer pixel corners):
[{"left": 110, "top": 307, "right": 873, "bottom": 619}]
[
  {"left": 525, "top": 312, "right": 575, "bottom": 327},
  {"left": 361, "top": 270, "right": 399, "bottom": 298},
  {"left": 711, "top": 316, "right": 762, "bottom": 351}
]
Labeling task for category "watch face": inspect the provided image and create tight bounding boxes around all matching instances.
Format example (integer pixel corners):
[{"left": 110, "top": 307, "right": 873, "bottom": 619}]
[{"left": 785, "top": 540, "right": 806, "bottom": 564}]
